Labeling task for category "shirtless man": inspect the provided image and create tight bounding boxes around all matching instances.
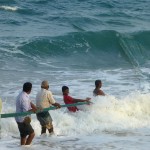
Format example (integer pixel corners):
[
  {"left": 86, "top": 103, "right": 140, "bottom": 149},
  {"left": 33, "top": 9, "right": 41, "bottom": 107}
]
[{"left": 93, "top": 80, "right": 105, "bottom": 96}]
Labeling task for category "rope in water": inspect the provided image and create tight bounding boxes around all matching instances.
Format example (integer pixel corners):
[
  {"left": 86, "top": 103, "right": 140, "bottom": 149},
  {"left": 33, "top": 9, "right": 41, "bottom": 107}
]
[{"left": 1, "top": 102, "right": 88, "bottom": 118}]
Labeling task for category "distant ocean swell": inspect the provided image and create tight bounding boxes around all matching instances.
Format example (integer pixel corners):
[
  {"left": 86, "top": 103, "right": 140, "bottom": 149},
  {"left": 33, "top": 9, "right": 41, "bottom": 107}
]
[{"left": 0, "top": 30, "right": 150, "bottom": 68}]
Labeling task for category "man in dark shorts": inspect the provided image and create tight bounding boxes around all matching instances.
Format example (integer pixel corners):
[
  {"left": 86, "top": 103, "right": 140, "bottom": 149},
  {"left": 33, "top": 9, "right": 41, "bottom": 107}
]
[
  {"left": 36, "top": 80, "right": 61, "bottom": 136},
  {"left": 15, "top": 82, "right": 37, "bottom": 145}
]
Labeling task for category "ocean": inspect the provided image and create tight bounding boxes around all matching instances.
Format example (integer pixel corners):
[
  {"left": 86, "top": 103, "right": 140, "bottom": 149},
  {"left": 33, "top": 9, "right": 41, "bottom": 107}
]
[{"left": 0, "top": 0, "right": 150, "bottom": 149}]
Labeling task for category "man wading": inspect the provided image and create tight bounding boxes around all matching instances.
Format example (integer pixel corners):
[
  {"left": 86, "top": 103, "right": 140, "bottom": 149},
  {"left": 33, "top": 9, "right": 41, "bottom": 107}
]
[
  {"left": 36, "top": 80, "right": 61, "bottom": 136},
  {"left": 15, "top": 82, "right": 37, "bottom": 145}
]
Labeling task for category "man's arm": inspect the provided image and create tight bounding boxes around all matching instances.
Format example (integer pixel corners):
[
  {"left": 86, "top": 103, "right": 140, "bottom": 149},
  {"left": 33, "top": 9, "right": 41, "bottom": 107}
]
[
  {"left": 52, "top": 102, "right": 61, "bottom": 108},
  {"left": 48, "top": 91, "right": 61, "bottom": 108},
  {"left": 73, "top": 97, "right": 91, "bottom": 103},
  {"left": 30, "top": 102, "right": 37, "bottom": 112}
]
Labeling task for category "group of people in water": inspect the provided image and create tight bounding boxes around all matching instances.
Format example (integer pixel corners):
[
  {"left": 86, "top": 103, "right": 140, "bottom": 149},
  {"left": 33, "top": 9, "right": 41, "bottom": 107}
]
[{"left": 15, "top": 80, "right": 105, "bottom": 145}]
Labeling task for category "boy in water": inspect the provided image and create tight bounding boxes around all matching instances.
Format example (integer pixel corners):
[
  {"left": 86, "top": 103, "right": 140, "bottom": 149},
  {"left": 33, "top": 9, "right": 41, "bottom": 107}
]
[
  {"left": 62, "top": 86, "right": 91, "bottom": 112},
  {"left": 93, "top": 80, "right": 105, "bottom": 96}
]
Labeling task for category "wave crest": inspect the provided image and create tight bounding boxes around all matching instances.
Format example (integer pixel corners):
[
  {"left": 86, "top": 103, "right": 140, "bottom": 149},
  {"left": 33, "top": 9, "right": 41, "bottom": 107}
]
[{"left": 0, "top": 5, "right": 19, "bottom": 11}]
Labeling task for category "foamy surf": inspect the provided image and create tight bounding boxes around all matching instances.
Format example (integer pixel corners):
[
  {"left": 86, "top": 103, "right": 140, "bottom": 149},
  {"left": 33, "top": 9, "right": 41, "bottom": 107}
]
[
  {"left": 0, "top": 132, "right": 150, "bottom": 150},
  {"left": 1, "top": 93, "right": 150, "bottom": 135},
  {"left": 0, "top": 93, "right": 150, "bottom": 149},
  {"left": 0, "top": 6, "right": 19, "bottom": 11},
  {"left": 0, "top": 0, "right": 150, "bottom": 149}
]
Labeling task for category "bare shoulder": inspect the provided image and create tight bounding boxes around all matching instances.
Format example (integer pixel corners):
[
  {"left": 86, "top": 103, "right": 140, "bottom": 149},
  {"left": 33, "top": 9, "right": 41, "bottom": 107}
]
[{"left": 98, "top": 90, "right": 105, "bottom": 96}]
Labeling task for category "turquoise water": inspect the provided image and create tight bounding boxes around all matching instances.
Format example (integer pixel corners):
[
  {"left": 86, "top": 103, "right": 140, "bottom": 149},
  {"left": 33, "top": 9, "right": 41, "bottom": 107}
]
[
  {"left": 0, "top": 0, "right": 150, "bottom": 149},
  {"left": 0, "top": 0, "right": 150, "bottom": 70},
  {"left": 0, "top": 0, "right": 150, "bottom": 104},
  {"left": 0, "top": 0, "right": 150, "bottom": 105}
]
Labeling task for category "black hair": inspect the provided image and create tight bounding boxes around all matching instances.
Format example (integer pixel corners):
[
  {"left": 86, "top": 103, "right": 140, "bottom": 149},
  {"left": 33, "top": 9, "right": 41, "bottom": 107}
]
[
  {"left": 23, "top": 82, "right": 32, "bottom": 93},
  {"left": 95, "top": 80, "right": 101, "bottom": 87},
  {"left": 62, "top": 86, "right": 69, "bottom": 92}
]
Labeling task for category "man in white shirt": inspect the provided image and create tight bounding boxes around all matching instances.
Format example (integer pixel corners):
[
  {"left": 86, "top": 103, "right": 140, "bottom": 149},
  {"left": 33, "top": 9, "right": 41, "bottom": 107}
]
[
  {"left": 36, "top": 80, "right": 61, "bottom": 136},
  {"left": 15, "top": 82, "right": 37, "bottom": 145}
]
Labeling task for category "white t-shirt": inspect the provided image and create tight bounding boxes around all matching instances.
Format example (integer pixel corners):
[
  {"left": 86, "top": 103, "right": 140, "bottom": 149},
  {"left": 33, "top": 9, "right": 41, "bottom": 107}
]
[
  {"left": 15, "top": 91, "right": 32, "bottom": 123},
  {"left": 36, "top": 88, "right": 56, "bottom": 109}
]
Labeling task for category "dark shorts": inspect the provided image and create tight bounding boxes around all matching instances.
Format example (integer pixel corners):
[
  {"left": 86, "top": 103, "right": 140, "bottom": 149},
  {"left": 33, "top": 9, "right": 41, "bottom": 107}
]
[
  {"left": 36, "top": 111, "right": 52, "bottom": 128},
  {"left": 17, "top": 122, "right": 34, "bottom": 138}
]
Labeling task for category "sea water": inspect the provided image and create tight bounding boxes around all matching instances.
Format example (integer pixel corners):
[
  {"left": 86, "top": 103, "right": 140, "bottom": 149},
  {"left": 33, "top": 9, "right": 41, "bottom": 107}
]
[{"left": 0, "top": 0, "right": 150, "bottom": 149}]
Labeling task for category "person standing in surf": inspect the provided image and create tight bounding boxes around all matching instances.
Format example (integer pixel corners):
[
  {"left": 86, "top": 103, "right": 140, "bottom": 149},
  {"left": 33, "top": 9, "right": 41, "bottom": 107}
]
[
  {"left": 36, "top": 80, "right": 61, "bottom": 136},
  {"left": 15, "top": 82, "right": 37, "bottom": 145},
  {"left": 62, "top": 86, "right": 91, "bottom": 112},
  {"left": 0, "top": 98, "right": 2, "bottom": 139},
  {"left": 93, "top": 80, "right": 105, "bottom": 96}
]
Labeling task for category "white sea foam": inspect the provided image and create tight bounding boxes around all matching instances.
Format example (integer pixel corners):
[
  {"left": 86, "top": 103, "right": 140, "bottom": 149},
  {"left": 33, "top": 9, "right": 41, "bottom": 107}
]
[
  {"left": 0, "top": 93, "right": 150, "bottom": 149},
  {"left": 1, "top": 93, "right": 150, "bottom": 135},
  {"left": 0, "top": 6, "right": 19, "bottom": 11},
  {"left": 0, "top": 67, "right": 150, "bottom": 149}
]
